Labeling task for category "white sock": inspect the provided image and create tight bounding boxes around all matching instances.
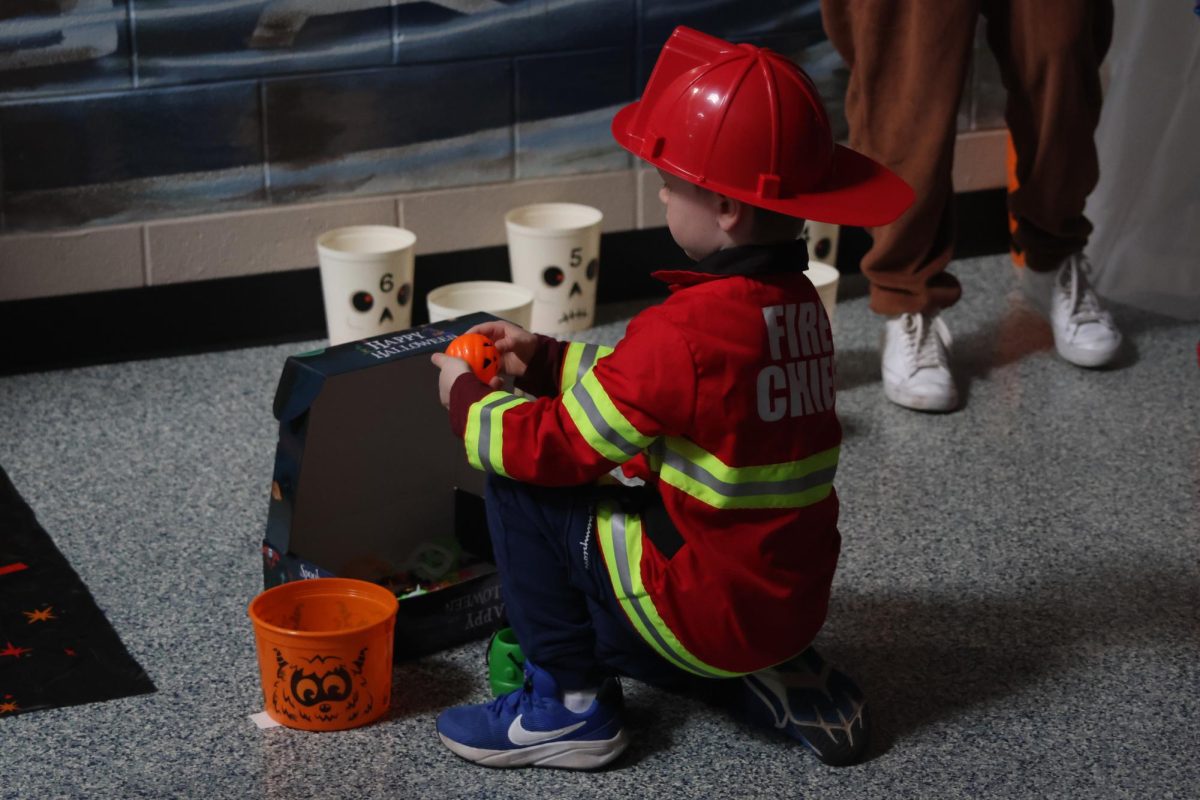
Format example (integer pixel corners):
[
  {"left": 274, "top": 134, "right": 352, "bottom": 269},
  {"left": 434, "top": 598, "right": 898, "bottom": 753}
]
[{"left": 562, "top": 688, "right": 598, "bottom": 713}]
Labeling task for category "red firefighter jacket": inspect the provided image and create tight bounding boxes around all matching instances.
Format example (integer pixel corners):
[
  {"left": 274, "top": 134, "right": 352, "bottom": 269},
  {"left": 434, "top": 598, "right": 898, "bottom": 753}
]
[{"left": 447, "top": 240, "right": 842, "bottom": 676}]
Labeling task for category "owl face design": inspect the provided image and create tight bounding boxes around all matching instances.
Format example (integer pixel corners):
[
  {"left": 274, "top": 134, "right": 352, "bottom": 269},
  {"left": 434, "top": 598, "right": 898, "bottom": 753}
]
[{"left": 271, "top": 648, "right": 374, "bottom": 726}]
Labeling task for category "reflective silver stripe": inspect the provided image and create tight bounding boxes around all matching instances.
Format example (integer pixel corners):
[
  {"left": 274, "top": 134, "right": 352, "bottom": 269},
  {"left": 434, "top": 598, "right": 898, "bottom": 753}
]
[
  {"left": 608, "top": 511, "right": 726, "bottom": 679},
  {"left": 568, "top": 380, "right": 644, "bottom": 458},
  {"left": 475, "top": 394, "right": 518, "bottom": 473},
  {"left": 662, "top": 446, "right": 838, "bottom": 499},
  {"left": 575, "top": 343, "right": 603, "bottom": 385}
]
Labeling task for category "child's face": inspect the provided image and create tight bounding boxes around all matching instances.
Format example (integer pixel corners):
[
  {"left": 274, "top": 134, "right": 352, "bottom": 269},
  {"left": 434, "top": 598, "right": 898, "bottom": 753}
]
[{"left": 657, "top": 169, "right": 726, "bottom": 261}]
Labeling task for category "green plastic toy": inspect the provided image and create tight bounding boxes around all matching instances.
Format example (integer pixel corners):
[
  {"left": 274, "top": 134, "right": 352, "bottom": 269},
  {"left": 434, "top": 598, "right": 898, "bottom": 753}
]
[{"left": 486, "top": 627, "right": 526, "bottom": 696}]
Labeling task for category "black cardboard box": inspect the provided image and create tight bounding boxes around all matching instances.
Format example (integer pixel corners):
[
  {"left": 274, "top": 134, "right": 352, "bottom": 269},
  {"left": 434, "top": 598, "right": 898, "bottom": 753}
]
[{"left": 262, "top": 313, "right": 506, "bottom": 659}]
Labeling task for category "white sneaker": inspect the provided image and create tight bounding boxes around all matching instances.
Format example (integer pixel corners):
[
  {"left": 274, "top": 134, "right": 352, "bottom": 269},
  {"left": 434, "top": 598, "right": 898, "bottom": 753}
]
[
  {"left": 881, "top": 312, "right": 959, "bottom": 412},
  {"left": 1019, "top": 253, "right": 1122, "bottom": 368}
]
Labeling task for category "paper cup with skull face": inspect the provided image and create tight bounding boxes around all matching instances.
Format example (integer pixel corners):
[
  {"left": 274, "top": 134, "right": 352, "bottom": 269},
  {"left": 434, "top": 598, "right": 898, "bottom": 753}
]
[
  {"left": 803, "top": 262, "right": 840, "bottom": 326},
  {"left": 317, "top": 226, "right": 417, "bottom": 345},
  {"left": 248, "top": 577, "right": 398, "bottom": 731},
  {"left": 802, "top": 220, "right": 839, "bottom": 271},
  {"left": 801, "top": 221, "right": 840, "bottom": 326},
  {"left": 505, "top": 203, "right": 602, "bottom": 335}
]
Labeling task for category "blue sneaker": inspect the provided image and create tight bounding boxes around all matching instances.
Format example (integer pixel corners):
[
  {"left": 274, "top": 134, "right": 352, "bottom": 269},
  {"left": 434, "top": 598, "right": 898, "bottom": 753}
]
[
  {"left": 735, "top": 648, "right": 869, "bottom": 766},
  {"left": 436, "top": 660, "right": 627, "bottom": 769}
]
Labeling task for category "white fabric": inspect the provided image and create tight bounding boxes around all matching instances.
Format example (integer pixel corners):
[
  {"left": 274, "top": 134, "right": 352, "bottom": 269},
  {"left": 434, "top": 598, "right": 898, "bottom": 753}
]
[
  {"left": 1084, "top": 1, "right": 1200, "bottom": 320},
  {"left": 561, "top": 688, "right": 598, "bottom": 713}
]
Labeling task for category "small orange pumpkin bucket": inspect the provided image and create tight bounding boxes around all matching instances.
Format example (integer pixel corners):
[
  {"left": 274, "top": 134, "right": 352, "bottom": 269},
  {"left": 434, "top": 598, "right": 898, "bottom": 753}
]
[{"left": 248, "top": 578, "right": 398, "bottom": 731}]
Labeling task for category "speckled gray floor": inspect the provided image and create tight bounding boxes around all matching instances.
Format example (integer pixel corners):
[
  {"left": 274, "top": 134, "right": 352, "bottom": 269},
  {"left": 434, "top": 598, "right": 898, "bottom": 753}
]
[{"left": 1, "top": 253, "right": 1197, "bottom": 800}]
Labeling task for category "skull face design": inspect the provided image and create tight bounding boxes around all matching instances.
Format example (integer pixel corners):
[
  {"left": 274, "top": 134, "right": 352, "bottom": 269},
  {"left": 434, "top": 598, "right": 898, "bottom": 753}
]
[
  {"left": 271, "top": 648, "right": 375, "bottom": 727},
  {"left": 802, "top": 221, "right": 839, "bottom": 266},
  {"left": 540, "top": 246, "right": 598, "bottom": 329},
  {"left": 345, "top": 272, "right": 411, "bottom": 336}
]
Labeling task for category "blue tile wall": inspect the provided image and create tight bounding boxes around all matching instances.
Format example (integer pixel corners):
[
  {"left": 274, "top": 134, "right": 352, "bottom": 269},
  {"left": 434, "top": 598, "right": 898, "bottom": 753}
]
[
  {"left": 642, "top": 0, "right": 824, "bottom": 44},
  {"left": 392, "top": 0, "right": 635, "bottom": 65},
  {"left": 0, "top": 0, "right": 1007, "bottom": 234},
  {"left": 2, "top": 81, "right": 265, "bottom": 229},
  {"left": 264, "top": 60, "right": 513, "bottom": 202},
  {"left": 131, "top": 0, "right": 393, "bottom": 88},
  {"left": 515, "top": 48, "right": 633, "bottom": 180},
  {"left": 3, "top": 82, "right": 262, "bottom": 190},
  {"left": 0, "top": 0, "right": 133, "bottom": 99}
]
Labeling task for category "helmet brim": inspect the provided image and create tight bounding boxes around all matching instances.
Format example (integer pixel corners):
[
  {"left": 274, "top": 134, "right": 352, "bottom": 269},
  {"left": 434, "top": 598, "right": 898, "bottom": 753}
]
[{"left": 612, "top": 102, "right": 915, "bottom": 228}]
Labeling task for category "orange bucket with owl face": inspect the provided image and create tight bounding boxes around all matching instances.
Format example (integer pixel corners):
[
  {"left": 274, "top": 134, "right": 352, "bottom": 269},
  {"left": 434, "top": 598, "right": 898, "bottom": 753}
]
[{"left": 248, "top": 578, "right": 398, "bottom": 731}]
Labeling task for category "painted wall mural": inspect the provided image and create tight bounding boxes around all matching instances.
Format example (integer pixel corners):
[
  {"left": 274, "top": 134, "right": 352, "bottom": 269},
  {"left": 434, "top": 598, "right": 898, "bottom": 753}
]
[{"left": 0, "top": 1, "right": 1006, "bottom": 234}]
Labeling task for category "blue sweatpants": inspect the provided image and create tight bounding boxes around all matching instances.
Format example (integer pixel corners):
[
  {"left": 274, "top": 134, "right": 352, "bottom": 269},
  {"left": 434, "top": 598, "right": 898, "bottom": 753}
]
[{"left": 485, "top": 474, "right": 702, "bottom": 692}]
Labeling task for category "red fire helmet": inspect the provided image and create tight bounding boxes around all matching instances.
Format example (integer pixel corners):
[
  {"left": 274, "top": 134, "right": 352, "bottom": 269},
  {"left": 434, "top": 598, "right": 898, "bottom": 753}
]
[{"left": 612, "top": 26, "right": 914, "bottom": 226}]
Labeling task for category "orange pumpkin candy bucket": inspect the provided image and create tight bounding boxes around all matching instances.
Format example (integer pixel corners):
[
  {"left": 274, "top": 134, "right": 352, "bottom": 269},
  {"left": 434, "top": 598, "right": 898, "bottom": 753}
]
[{"left": 248, "top": 578, "right": 398, "bottom": 731}]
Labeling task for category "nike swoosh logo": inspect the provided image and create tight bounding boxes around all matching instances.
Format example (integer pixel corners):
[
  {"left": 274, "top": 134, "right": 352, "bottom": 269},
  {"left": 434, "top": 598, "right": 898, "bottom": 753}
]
[{"left": 507, "top": 714, "right": 587, "bottom": 746}]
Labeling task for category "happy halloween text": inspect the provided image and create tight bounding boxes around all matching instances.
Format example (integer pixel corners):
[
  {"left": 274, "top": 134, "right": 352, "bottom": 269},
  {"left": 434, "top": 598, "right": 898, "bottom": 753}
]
[
  {"left": 359, "top": 331, "right": 454, "bottom": 360},
  {"left": 443, "top": 582, "right": 505, "bottom": 631}
]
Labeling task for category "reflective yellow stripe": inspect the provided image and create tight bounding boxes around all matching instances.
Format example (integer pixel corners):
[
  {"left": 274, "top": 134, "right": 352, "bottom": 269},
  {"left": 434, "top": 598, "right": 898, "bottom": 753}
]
[
  {"left": 560, "top": 342, "right": 612, "bottom": 393},
  {"left": 463, "top": 391, "right": 530, "bottom": 476},
  {"left": 563, "top": 368, "right": 654, "bottom": 463},
  {"left": 658, "top": 438, "right": 839, "bottom": 509},
  {"left": 596, "top": 503, "right": 741, "bottom": 678}
]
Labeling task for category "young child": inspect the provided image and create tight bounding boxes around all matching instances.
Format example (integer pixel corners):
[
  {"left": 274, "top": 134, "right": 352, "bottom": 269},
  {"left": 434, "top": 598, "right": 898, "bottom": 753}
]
[{"left": 430, "top": 26, "right": 913, "bottom": 770}]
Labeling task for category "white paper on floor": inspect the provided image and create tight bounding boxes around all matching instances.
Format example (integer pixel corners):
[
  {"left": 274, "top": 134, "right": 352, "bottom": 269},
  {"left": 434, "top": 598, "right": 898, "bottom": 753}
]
[{"left": 250, "top": 711, "right": 281, "bottom": 730}]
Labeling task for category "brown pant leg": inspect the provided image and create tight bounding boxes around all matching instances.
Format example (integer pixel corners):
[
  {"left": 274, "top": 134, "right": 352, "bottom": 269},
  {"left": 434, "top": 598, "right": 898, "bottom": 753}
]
[
  {"left": 821, "top": 0, "right": 980, "bottom": 315},
  {"left": 983, "top": 0, "right": 1114, "bottom": 271}
]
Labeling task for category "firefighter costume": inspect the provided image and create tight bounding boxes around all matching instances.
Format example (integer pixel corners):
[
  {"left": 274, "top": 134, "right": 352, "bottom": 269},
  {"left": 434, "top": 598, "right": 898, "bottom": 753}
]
[
  {"left": 432, "top": 26, "right": 917, "bottom": 771},
  {"left": 449, "top": 237, "right": 838, "bottom": 681},
  {"left": 441, "top": 27, "right": 914, "bottom": 693}
]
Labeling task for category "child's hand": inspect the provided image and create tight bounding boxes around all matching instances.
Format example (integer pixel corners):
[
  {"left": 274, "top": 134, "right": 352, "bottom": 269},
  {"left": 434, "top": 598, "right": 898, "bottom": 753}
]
[
  {"left": 465, "top": 320, "right": 537, "bottom": 380},
  {"left": 430, "top": 352, "right": 476, "bottom": 409}
]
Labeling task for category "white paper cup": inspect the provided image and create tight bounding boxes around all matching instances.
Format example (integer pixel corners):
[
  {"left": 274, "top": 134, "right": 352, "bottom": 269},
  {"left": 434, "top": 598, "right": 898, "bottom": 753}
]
[
  {"left": 426, "top": 280, "right": 534, "bottom": 329},
  {"left": 804, "top": 262, "right": 840, "bottom": 325},
  {"left": 505, "top": 203, "right": 603, "bottom": 335},
  {"left": 803, "top": 220, "right": 840, "bottom": 268},
  {"left": 317, "top": 225, "right": 417, "bottom": 346}
]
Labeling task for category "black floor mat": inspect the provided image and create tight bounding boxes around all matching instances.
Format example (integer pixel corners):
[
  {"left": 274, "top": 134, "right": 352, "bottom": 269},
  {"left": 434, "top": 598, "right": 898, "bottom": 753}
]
[{"left": 0, "top": 467, "right": 155, "bottom": 717}]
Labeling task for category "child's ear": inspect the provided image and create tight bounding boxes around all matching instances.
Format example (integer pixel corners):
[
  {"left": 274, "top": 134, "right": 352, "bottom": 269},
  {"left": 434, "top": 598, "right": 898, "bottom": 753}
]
[{"left": 716, "top": 194, "right": 750, "bottom": 234}]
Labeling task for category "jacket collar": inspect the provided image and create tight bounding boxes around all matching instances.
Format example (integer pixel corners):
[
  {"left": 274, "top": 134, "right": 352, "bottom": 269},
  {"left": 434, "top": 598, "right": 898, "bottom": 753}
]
[{"left": 651, "top": 239, "right": 810, "bottom": 290}]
